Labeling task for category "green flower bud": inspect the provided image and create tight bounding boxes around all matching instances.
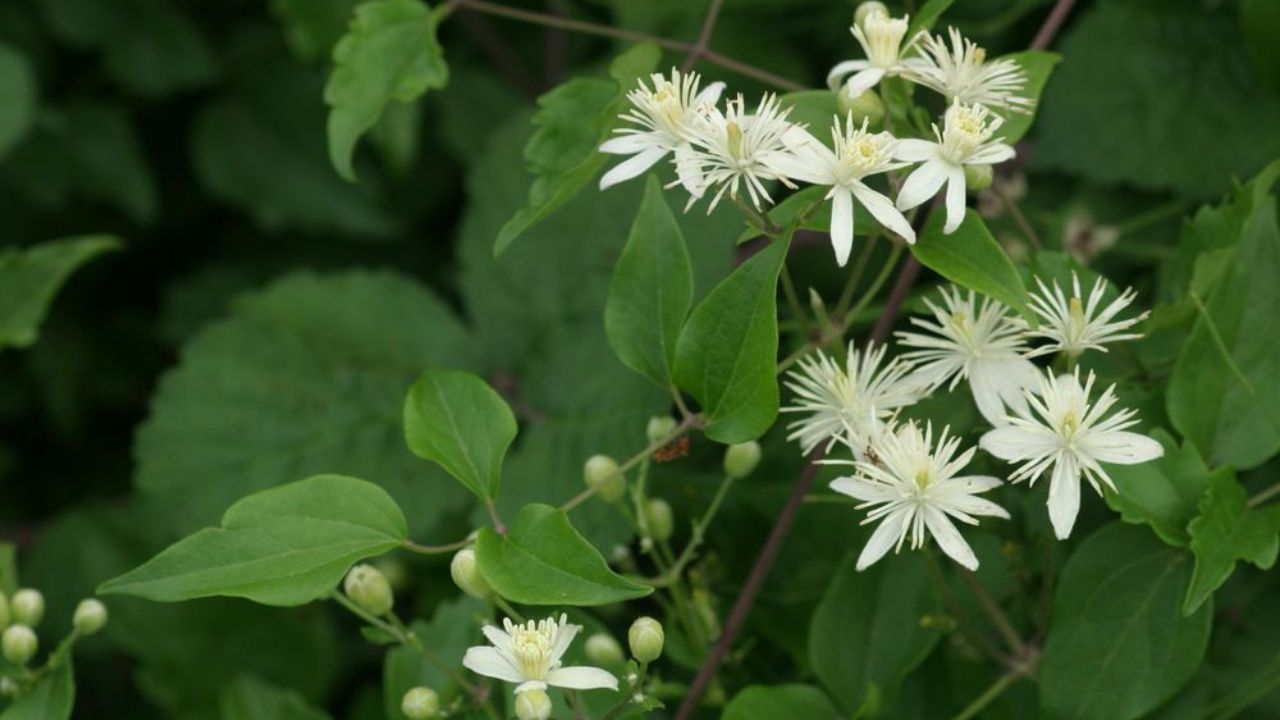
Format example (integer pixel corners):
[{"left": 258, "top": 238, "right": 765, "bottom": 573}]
[
  {"left": 10, "top": 589, "right": 43, "bottom": 627},
  {"left": 723, "top": 441, "right": 762, "bottom": 479},
  {"left": 450, "top": 547, "right": 492, "bottom": 600},
  {"left": 964, "top": 164, "right": 993, "bottom": 193},
  {"left": 646, "top": 416, "right": 678, "bottom": 443},
  {"left": 515, "top": 689, "right": 553, "bottom": 720},
  {"left": 2, "top": 625, "right": 37, "bottom": 666},
  {"left": 643, "top": 499, "right": 674, "bottom": 542},
  {"left": 0, "top": 592, "right": 10, "bottom": 629},
  {"left": 583, "top": 454, "right": 627, "bottom": 503},
  {"left": 584, "top": 632, "right": 625, "bottom": 666},
  {"left": 628, "top": 617, "right": 664, "bottom": 663},
  {"left": 854, "top": 1, "right": 889, "bottom": 28},
  {"left": 73, "top": 599, "right": 109, "bottom": 635},
  {"left": 401, "top": 686, "right": 440, "bottom": 719},
  {"left": 343, "top": 564, "right": 393, "bottom": 616},
  {"left": 836, "top": 87, "right": 885, "bottom": 126}
]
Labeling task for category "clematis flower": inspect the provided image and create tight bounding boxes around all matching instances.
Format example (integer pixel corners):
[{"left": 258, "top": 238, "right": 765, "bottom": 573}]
[
  {"left": 980, "top": 370, "right": 1163, "bottom": 539},
  {"left": 827, "top": 10, "right": 923, "bottom": 97},
  {"left": 682, "top": 93, "right": 801, "bottom": 211},
  {"left": 1024, "top": 272, "right": 1148, "bottom": 358},
  {"left": 463, "top": 614, "right": 618, "bottom": 695},
  {"left": 895, "top": 101, "right": 1015, "bottom": 234},
  {"left": 908, "top": 27, "right": 1033, "bottom": 112},
  {"left": 829, "top": 421, "right": 1009, "bottom": 571}
]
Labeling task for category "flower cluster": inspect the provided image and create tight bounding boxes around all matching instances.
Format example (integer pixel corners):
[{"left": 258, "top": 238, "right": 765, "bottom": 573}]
[
  {"left": 786, "top": 273, "right": 1159, "bottom": 569},
  {"left": 600, "top": 7, "right": 1033, "bottom": 264}
]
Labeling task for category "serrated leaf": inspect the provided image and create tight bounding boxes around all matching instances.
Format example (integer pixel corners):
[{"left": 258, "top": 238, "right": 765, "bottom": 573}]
[
  {"left": 911, "top": 208, "right": 1029, "bottom": 317},
  {"left": 403, "top": 369, "right": 517, "bottom": 503},
  {"left": 722, "top": 685, "right": 839, "bottom": 720},
  {"left": 1183, "top": 468, "right": 1279, "bottom": 615},
  {"left": 325, "top": 0, "right": 447, "bottom": 182},
  {"left": 993, "top": 51, "right": 1060, "bottom": 144},
  {"left": 219, "top": 675, "right": 333, "bottom": 720},
  {"left": 1103, "top": 429, "right": 1207, "bottom": 548},
  {"left": 100, "top": 475, "right": 407, "bottom": 606},
  {"left": 0, "top": 235, "right": 121, "bottom": 350},
  {"left": 674, "top": 236, "right": 788, "bottom": 443},
  {"left": 0, "top": 43, "right": 36, "bottom": 161},
  {"left": 475, "top": 504, "right": 652, "bottom": 606},
  {"left": 0, "top": 658, "right": 74, "bottom": 720},
  {"left": 605, "top": 175, "right": 694, "bottom": 386}
]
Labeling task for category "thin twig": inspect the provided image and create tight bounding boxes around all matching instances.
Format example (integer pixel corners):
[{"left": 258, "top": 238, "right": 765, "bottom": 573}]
[
  {"left": 560, "top": 414, "right": 704, "bottom": 511},
  {"left": 960, "top": 569, "right": 1026, "bottom": 658},
  {"left": 1248, "top": 482, "right": 1280, "bottom": 509},
  {"left": 403, "top": 538, "right": 472, "bottom": 555},
  {"left": 681, "top": 0, "right": 726, "bottom": 72},
  {"left": 1030, "top": 0, "right": 1077, "bottom": 51},
  {"left": 950, "top": 671, "right": 1022, "bottom": 720}
]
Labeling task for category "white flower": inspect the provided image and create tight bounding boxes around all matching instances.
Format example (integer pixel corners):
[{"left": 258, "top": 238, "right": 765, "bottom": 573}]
[
  {"left": 768, "top": 114, "right": 916, "bottom": 265},
  {"left": 1025, "top": 272, "right": 1149, "bottom": 358},
  {"left": 980, "top": 370, "right": 1163, "bottom": 539},
  {"left": 683, "top": 93, "right": 800, "bottom": 211},
  {"left": 908, "top": 27, "right": 1033, "bottom": 112},
  {"left": 827, "top": 11, "right": 923, "bottom": 97},
  {"left": 463, "top": 614, "right": 618, "bottom": 695},
  {"left": 896, "top": 286, "right": 1039, "bottom": 426},
  {"left": 830, "top": 421, "right": 1009, "bottom": 571},
  {"left": 781, "top": 341, "right": 921, "bottom": 458},
  {"left": 895, "top": 101, "right": 1015, "bottom": 234},
  {"left": 599, "top": 69, "right": 725, "bottom": 195}
]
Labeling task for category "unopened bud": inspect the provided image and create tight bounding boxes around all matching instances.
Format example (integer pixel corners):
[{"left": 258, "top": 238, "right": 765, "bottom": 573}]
[
  {"left": 2, "top": 625, "right": 37, "bottom": 666},
  {"left": 854, "top": 1, "right": 889, "bottom": 28},
  {"left": 401, "top": 686, "right": 440, "bottom": 719},
  {"left": 10, "top": 589, "right": 43, "bottom": 627},
  {"left": 583, "top": 455, "right": 626, "bottom": 503},
  {"left": 0, "top": 677, "right": 17, "bottom": 698},
  {"left": 646, "top": 416, "right": 678, "bottom": 443},
  {"left": 0, "top": 592, "right": 9, "bottom": 628},
  {"left": 643, "top": 499, "right": 674, "bottom": 542},
  {"left": 585, "top": 632, "right": 625, "bottom": 666},
  {"left": 836, "top": 87, "right": 885, "bottom": 126},
  {"left": 964, "top": 164, "right": 993, "bottom": 193},
  {"left": 628, "top": 617, "right": 664, "bottom": 662},
  {"left": 450, "top": 547, "right": 492, "bottom": 600},
  {"left": 344, "top": 564, "right": 394, "bottom": 616},
  {"left": 73, "top": 599, "right": 108, "bottom": 635},
  {"left": 515, "top": 689, "right": 553, "bottom": 720},
  {"left": 723, "top": 441, "right": 762, "bottom": 479}
]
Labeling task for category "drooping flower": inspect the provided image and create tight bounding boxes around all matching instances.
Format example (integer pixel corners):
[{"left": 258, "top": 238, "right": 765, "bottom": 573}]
[
  {"left": 768, "top": 114, "right": 916, "bottom": 265},
  {"left": 829, "top": 421, "right": 1009, "bottom": 570},
  {"left": 908, "top": 27, "right": 1032, "bottom": 112},
  {"left": 827, "top": 10, "right": 923, "bottom": 97},
  {"left": 599, "top": 69, "right": 725, "bottom": 195},
  {"left": 463, "top": 615, "right": 618, "bottom": 695},
  {"left": 781, "top": 341, "right": 921, "bottom": 458},
  {"left": 1024, "top": 272, "right": 1148, "bottom": 358},
  {"left": 980, "top": 369, "right": 1163, "bottom": 539},
  {"left": 895, "top": 286, "right": 1039, "bottom": 426},
  {"left": 895, "top": 101, "right": 1015, "bottom": 233},
  {"left": 682, "top": 93, "right": 800, "bottom": 211}
]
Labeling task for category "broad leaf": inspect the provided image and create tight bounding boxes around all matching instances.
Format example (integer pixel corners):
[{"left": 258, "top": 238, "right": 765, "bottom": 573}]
[
  {"left": 325, "top": 0, "right": 447, "bottom": 181},
  {"left": 994, "top": 51, "right": 1060, "bottom": 144},
  {"left": 778, "top": 91, "right": 839, "bottom": 143},
  {"left": 219, "top": 675, "right": 332, "bottom": 720},
  {"left": 1039, "top": 524, "right": 1211, "bottom": 720},
  {"left": 906, "top": 0, "right": 956, "bottom": 38},
  {"left": 100, "top": 475, "right": 407, "bottom": 606},
  {"left": 0, "top": 235, "right": 121, "bottom": 350},
  {"left": 722, "top": 685, "right": 839, "bottom": 720},
  {"left": 0, "top": 659, "right": 74, "bottom": 720},
  {"left": 403, "top": 369, "right": 517, "bottom": 503},
  {"left": 674, "top": 236, "right": 788, "bottom": 443},
  {"left": 1103, "top": 430, "right": 1207, "bottom": 548},
  {"left": 0, "top": 43, "right": 35, "bottom": 161},
  {"left": 605, "top": 175, "right": 694, "bottom": 386},
  {"left": 1183, "top": 468, "right": 1279, "bottom": 615},
  {"left": 911, "top": 209, "right": 1029, "bottom": 318},
  {"left": 475, "top": 504, "right": 652, "bottom": 606}
]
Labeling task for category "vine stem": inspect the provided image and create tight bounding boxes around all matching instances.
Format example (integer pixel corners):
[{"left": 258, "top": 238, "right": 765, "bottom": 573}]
[
  {"left": 560, "top": 413, "right": 704, "bottom": 511},
  {"left": 647, "top": 473, "right": 738, "bottom": 587},
  {"left": 402, "top": 538, "right": 471, "bottom": 555},
  {"left": 1248, "top": 481, "right": 1280, "bottom": 509},
  {"left": 681, "top": 0, "right": 726, "bottom": 72},
  {"left": 960, "top": 569, "right": 1025, "bottom": 658},
  {"left": 950, "top": 671, "right": 1021, "bottom": 720}
]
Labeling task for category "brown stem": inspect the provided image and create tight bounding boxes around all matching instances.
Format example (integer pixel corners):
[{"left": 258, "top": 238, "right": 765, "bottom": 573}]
[
  {"left": 681, "top": 0, "right": 726, "bottom": 72},
  {"left": 869, "top": 254, "right": 921, "bottom": 345},
  {"left": 454, "top": 8, "right": 541, "bottom": 99},
  {"left": 1030, "top": 0, "right": 1078, "bottom": 51}
]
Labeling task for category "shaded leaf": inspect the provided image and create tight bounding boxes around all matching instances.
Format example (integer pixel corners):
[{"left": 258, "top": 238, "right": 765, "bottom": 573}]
[
  {"left": 383, "top": 597, "right": 484, "bottom": 718},
  {"left": 219, "top": 675, "right": 332, "bottom": 720},
  {"left": 911, "top": 209, "right": 1029, "bottom": 317},
  {"left": 0, "top": 235, "right": 121, "bottom": 350},
  {"left": 1183, "top": 468, "right": 1279, "bottom": 615},
  {"left": 270, "top": 0, "right": 361, "bottom": 63},
  {"left": 0, "top": 658, "right": 74, "bottom": 720},
  {"left": 993, "top": 51, "right": 1060, "bottom": 144},
  {"left": 722, "top": 684, "right": 840, "bottom": 720},
  {"left": 1103, "top": 429, "right": 1207, "bottom": 548},
  {"left": 0, "top": 43, "right": 36, "bottom": 161}
]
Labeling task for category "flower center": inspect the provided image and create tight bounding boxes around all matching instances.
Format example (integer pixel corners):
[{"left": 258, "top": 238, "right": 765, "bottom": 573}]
[
  {"left": 1064, "top": 296, "right": 1087, "bottom": 352},
  {"left": 510, "top": 624, "right": 556, "bottom": 680},
  {"left": 1060, "top": 411, "right": 1080, "bottom": 443},
  {"left": 864, "top": 15, "right": 908, "bottom": 68},
  {"left": 726, "top": 121, "right": 745, "bottom": 162},
  {"left": 939, "top": 103, "right": 997, "bottom": 163},
  {"left": 913, "top": 467, "right": 933, "bottom": 490}
]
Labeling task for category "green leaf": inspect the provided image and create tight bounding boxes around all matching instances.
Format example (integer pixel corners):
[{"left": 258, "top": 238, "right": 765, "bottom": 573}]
[
  {"left": 674, "top": 236, "right": 788, "bottom": 443},
  {"left": 911, "top": 209, "right": 1029, "bottom": 317},
  {"left": 722, "top": 685, "right": 839, "bottom": 720},
  {"left": 777, "top": 90, "right": 839, "bottom": 142},
  {"left": 1103, "top": 429, "right": 1207, "bottom": 548},
  {"left": 808, "top": 552, "right": 939, "bottom": 712},
  {"left": 0, "top": 43, "right": 36, "bottom": 161},
  {"left": 325, "top": 0, "right": 447, "bottom": 182},
  {"left": 605, "top": 175, "right": 694, "bottom": 386},
  {"left": 270, "top": 0, "right": 361, "bottom": 63},
  {"left": 475, "top": 504, "right": 652, "bottom": 606},
  {"left": 383, "top": 597, "right": 483, "bottom": 718},
  {"left": 494, "top": 43, "right": 660, "bottom": 255},
  {"left": 906, "top": 0, "right": 956, "bottom": 38},
  {"left": 993, "top": 51, "right": 1060, "bottom": 144},
  {"left": 0, "top": 658, "right": 74, "bottom": 720},
  {"left": 219, "top": 675, "right": 332, "bottom": 720},
  {"left": 403, "top": 369, "right": 518, "bottom": 503},
  {"left": 1039, "top": 524, "right": 1211, "bottom": 720},
  {"left": 100, "top": 475, "right": 407, "bottom": 606},
  {"left": 1242, "top": 0, "right": 1280, "bottom": 92},
  {"left": 0, "top": 235, "right": 121, "bottom": 350},
  {"left": 1183, "top": 468, "right": 1280, "bottom": 615}
]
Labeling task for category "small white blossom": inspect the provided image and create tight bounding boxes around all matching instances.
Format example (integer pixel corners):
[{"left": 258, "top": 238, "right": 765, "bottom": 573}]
[
  {"left": 980, "top": 370, "right": 1163, "bottom": 539},
  {"left": 827, "top": 11, "right": 923, "bottom": 97},
  {"left": 895, "top": 101, "right": 1015, "bottom": 234},
  {"left": 769, "top": 114, "right": 916, "bottom": 265},
  {"left": 830, "top": 421, "right": 1009, "bottom": 571},
  {"left": 896, "top": 286, "right": 1039, "bottom": 426},
  {"left": 908, "top": 28, "right": 1033, "bottom": 112},
  {"left": 599, "top": 69, "right": 725, "bottom": 195},
  {"left": 1025, "top": 272, "right": 1149, "bottom": 358},
  {"left": 781, "top": 341, "right": 921, "bottom": 458},
  {"left": 463, "top": 615, "right": 618, "bottom": 695},
  {"left": 683, "top": 93, "right": 800, "bottom": 211}
]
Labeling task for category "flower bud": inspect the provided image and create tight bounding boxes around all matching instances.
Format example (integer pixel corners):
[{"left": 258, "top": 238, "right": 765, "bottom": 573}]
[
  {"left": 2, "top": 625, "right": 37, "bottom": 666},
  {"left": 584, "top": 632, "right": 625, "bottom": 666},
  {"left": 401, "top": 686, "right": 439, "bottom": 719},
  {"left": 10, "top": 589, "right": 43, "bottom": 627},
  {"left": 0, "top": 592, "right": 9, "bottom": 629},
  {"left": 0, "top": 677, "right": 17, "bottom": 698},
  {"left": 450, "top": 547, "right": 492, "bottom": 600},
  {"left": 836, "top": 87, "right": 885, "bottom": 126},
  {"left": 643, "top": 499, "right": 673, "bottom": 542},
  {"left": 583, "top": 454, "right": 626, "bottom": 503},
  {"left": 628, "top": 617, "right": 664, "bottom": 663},
  {"left": 514, "top": 689, "right": 553, "bottom": 720},
  {"left": 723, "top": 441, "right": 762, "bottom": 479},
  {"left": 646, "top": 416, "right": 678, "bottom": 443},
  {"left": 344, "top": 564, "right": 393, "bottom": 616},
  {"left": 964, "top": 164, "right": 993, "bottom": 193},
  {"left": 854, "top": 1, "right": 889, "bottom": 28},
  {"left": 73, "top": 599, "right": 109, "bottom": 635}
]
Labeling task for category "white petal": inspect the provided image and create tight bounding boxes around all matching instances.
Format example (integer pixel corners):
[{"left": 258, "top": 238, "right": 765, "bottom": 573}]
[
  {"left": 463, "top": 647, "right": 525, "bottom": 684},
  {"left": 830, "top": 189, "right": 854, "bottom": 266},
  {"left": 925, "top": 508, "right": 979, "bottom": 570},
  {"left": 943, "top": 167, "right": 967, "bottom": 233},
  {"left": 896, "top": 160, "right": 949, "bottom": 211},
  {"left": 894, "top": 139, "right": 940, "bottom": 163},
  {"left": 674, "top": 143, "right": 706, "bottom": 198},
  {"left": 968, "top": 142, "right": 1016, "bottom": 165},
  {"left": 599, "top": 133, "right": 661, "bottom": 155},
  {"left": 844, "top": 67, "right": 887, "bottom": 97},
  {"left": 851, "top": 183, "right": 916, "bottom": 244},
  {"left": 831, "top": 477, "right": 897, "bottom": 503},
  {"left": 696, "top": 81, "right": 726, "bottom": 106},
  {"left": 980, "top": 426, "right": 1058, "bottom": 461},
  {"left": 550, "top": 619, "right": 581, "bottom": 661},
  {"left": 481, "top": 625, "right": 512, "bottom": 654},
  {"left": 857, "top": 508, "right": 910, "bottom": 571},
  {"left": 827, "top": 59, "right": 870, "bottom": 90},
  {"left": 599, "top": 146, "right": 669, "bottom": 190},
  {"left": 1083, "top": 431, "right": 1165, "bottom": 465},
  {"left": 546, "top": 666, "right": 619, "bottom": 691},
  {"left": 1047, "top": 454, "right": 1081, "bottom": 540}
]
